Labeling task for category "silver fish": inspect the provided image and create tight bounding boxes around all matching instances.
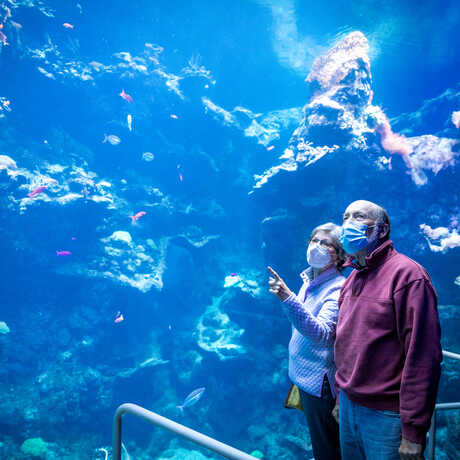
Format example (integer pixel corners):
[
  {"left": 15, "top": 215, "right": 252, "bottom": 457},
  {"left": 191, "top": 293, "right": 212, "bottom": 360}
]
[
  {"left": 103, "top": 134, "right": 121, "bottom": 145},
  {"left": 177, "top": 387, "right": 205, "bottom": 413},
  {"left": 142, "top": 151, "right": 154, "bottom": 162}
]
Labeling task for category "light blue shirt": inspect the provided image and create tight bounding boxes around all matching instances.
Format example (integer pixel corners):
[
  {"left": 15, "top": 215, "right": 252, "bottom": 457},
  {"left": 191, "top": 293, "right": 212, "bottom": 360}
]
[{"left": 283, "top": 266, "right": 345, "bottom": 398}]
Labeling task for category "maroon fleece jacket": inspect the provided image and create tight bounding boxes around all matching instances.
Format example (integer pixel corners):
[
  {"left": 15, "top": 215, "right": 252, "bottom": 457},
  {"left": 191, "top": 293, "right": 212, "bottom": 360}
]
[{"left": 334, "top": 240, "right": 442, "bottom": 444}]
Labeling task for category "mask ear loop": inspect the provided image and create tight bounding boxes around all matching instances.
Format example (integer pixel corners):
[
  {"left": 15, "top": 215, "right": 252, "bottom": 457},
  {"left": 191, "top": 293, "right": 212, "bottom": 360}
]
[{"left": 367, "top": 224, "right": 380, "bottom": 243}]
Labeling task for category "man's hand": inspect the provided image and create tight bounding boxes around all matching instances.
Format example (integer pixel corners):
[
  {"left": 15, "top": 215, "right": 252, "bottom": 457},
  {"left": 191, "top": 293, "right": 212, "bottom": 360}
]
[
  {"left": 332, "top": 402, "right": 339, "bottom": 423},
  {"left": 398, "top": 437, "right": 423, "bottom": 460},
  {"left": 267, "top": 266, "right": 293, "bottom": 302}
]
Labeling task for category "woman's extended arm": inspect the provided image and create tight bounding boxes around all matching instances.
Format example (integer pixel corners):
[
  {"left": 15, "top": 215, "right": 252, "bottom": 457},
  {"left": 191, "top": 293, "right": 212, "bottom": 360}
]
[{"left": 282, "top": 292, "right": 339, "bottom": 345}]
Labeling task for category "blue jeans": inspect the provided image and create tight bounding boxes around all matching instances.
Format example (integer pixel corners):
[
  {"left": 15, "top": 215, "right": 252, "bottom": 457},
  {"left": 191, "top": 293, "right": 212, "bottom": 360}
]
[{"left": 339, "top": 391, "right": 401, "bottom": 460}]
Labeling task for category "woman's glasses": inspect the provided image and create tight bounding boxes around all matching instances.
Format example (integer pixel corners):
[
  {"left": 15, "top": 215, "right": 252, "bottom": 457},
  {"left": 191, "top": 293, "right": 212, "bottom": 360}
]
[{"left": 309, "top": 237, "right": 335, "bottom": 249}]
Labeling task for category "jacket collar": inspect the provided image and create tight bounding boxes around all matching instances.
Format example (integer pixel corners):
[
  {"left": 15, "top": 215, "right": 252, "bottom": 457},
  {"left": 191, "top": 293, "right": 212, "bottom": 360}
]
[
  {"left": 300, "top": 266, "right": 340, "bottom": 288},
  {"left": 343, "top": 240, "right": 395, "bottom": 271}
]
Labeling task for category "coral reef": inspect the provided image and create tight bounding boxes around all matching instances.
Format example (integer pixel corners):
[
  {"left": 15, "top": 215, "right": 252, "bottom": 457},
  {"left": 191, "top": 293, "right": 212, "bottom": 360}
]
[
  {"left": 196, "top": 297, "right": 246, "bottom": 361},
  {"left": 20, "top": 437, "right": 48, "bottom": 458}
]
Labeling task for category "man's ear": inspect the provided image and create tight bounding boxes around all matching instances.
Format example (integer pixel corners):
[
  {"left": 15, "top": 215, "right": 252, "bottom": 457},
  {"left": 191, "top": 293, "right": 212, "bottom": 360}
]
[{"left": 379, "top": 224, "right": 389, "bottom": 239}]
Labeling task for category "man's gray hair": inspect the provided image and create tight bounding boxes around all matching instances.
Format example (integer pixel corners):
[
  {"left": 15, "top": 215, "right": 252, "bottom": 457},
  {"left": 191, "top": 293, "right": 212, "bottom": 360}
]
[
  {"left": 367, "top": 203, "right": 391, "bottom": 240},
  {"left": 309, "top": 222, "right": 347, "bottom": 271}
]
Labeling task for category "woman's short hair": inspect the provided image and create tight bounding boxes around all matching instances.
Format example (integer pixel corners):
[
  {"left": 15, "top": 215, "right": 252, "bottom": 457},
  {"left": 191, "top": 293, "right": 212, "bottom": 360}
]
[{"left": 309, "top": 222, "right": 347, "bottom": 272}]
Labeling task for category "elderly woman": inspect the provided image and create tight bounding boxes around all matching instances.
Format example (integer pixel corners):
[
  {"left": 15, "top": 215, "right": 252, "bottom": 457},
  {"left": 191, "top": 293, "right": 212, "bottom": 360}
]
[{"left": 268, "top": 222, "right": 346, "bottom": 460}]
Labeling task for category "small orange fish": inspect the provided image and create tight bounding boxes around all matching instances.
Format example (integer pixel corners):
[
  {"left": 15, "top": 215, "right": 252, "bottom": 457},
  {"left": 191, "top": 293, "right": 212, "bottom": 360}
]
[
  {"left": 120, "top": 89, "right": 133, "bottom": 103},
  {"left": 266, "top": 145, "right": 274, "bottom": 151},
  {"left": 130, "top": 211, "right": 146, "bottom": 223},
  {"left": 170, "top": 114, "right": 178, "bottom": 119},
  {"left": 27, "top": 185, "right": 47, "bottom": 198},
  {"left": 62, "top": 23, "right": 74, "bottom": 29},
  {"left": 0, "top": 30, "right": 7, "bottom": 46},
  {"left": 176, "top": 164, "right": 183, "bottom": 182},
  {"left": 114, "top": 312, "right": 124, "bottom": 323},
  {"left": 0, "top": 23, "right": 3, "bottom": 29}
]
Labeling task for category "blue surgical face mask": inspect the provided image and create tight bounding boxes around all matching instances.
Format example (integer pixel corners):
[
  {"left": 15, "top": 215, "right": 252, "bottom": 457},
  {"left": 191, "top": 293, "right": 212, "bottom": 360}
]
[{"left": 339, "top": 221, "right": 378, "bottom": 255}]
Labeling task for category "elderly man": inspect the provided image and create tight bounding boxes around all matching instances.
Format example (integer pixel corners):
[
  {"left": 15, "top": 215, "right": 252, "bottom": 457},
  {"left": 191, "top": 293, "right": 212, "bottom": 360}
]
[{"left": 333, "top": 200, "right": 442, "bottom": 460}]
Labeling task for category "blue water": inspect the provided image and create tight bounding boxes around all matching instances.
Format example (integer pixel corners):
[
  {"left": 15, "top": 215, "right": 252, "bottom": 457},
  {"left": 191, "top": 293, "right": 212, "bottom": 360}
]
[{"left": 0, "top": 0, "right": 459, "bottom": 458}]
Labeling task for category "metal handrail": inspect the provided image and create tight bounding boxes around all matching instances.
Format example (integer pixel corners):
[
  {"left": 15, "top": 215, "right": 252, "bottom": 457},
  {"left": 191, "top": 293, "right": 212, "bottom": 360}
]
[
  {"left": 426, "top": 349, "right": 460, "bottom": 460},
  {"left": 112, "top": 403, "right": 258, "bottom": 460},
  {"left": 442, "top": 350, "right": 460, "bottom": 360},
  {"left": 112, "top": 349, "right": 460, "bottom": 459}
]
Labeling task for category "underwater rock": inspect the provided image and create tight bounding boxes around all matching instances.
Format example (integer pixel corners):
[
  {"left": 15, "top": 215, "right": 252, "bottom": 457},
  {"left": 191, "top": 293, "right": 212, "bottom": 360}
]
[
  {"left": 106, "top": 230, "right": 133, "bottom": 246},
  {"left": 252, "top": 31, "right": 458, "bottom": 191},
  {"left": 202, "top": 97, "right": 303, "bottom": 146},
  {"left": 94, "top": 233, "right": 166, "bottom": 292},
  {"left": 196, "top": 298, "right": 246, "bottom": 361},
  {"left": 175, "top": 350, "right": 203, "bottom": 384},
  {"left": 223, "top": 272, "right": 261, "bottom": 297},
  {"left": 162, "top": 243, "right": 195, "bottom": 293},
  {"left": 445, "top": 411, "right": 460, "bottom": 458},
  {"left": 248, "top": 420, "right": 309, "bottom": 460},
  {"left": 404, "top": 135, "right": 458, "bottom": 186},
  {"left": 295, "top": 31, "right": 375, "bottom": 147},
  {"left": 391, "top": 87, "right": 460, "bottom": 137},
  {"left": 0, "top": 321, "right": 10, "bottom": 334},
  {"left": 20, "top": 437, "right": 48, "bottom": 458},
  {"left": 3, "top": 160, "right": 117, "bottom": 213},
  {"left": 252, "top": 31, "right": 382, "bottom": 189},
  {"left": 420, "top": 224, "right": 460, "bottom": 252},
  {"left": 158, "top": 446, "right": 214, "bottom": 460},
  {"left": 0, "top": 154, "right": 16, "bottom": 171},
  {"left": 55, "top": 192, "right": 83, "bottom": 205},
  {"left": 244, "top": 108, "right": 304, "bottom": 146},
  {"left": 306, "top": 31, "right": 370, "bottom": 93},
  {"left": 453, "top": 110, "right": 460, "bottom": 129},
  {"left": 224, "top": 274, "right": 241, "bottom": 288}
]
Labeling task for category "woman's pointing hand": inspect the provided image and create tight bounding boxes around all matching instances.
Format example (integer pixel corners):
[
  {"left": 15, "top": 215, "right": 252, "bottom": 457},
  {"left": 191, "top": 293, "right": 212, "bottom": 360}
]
[{"left": 268, "top": 266, "right": 293, "bottom": 302}]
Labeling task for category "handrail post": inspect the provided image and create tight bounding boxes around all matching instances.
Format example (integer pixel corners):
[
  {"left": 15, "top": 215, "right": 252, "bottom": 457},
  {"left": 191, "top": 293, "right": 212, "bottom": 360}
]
[
  {"left": 425, "top": 348, "right": 460, "bottom": 460},
  {"left": 426, "top": 410, "right": 436, "bottom": 460},
  {"left": 113, "top": 404, "right": 127, "bottom": 460},
  {"left": 112, "top": 403, "right": 258, "bottom": 460}
]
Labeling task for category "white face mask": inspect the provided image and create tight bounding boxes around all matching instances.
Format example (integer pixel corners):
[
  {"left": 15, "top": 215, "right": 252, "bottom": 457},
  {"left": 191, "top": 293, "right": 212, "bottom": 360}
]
[{"left": 307, "top": 243, "right": 332, "bottom": 268}]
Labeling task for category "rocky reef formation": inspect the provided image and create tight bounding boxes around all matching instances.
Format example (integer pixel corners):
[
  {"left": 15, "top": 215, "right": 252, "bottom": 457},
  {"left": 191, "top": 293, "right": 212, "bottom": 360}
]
[{"left": 253, "top": 31, "right": 458, "bottom": 189}]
